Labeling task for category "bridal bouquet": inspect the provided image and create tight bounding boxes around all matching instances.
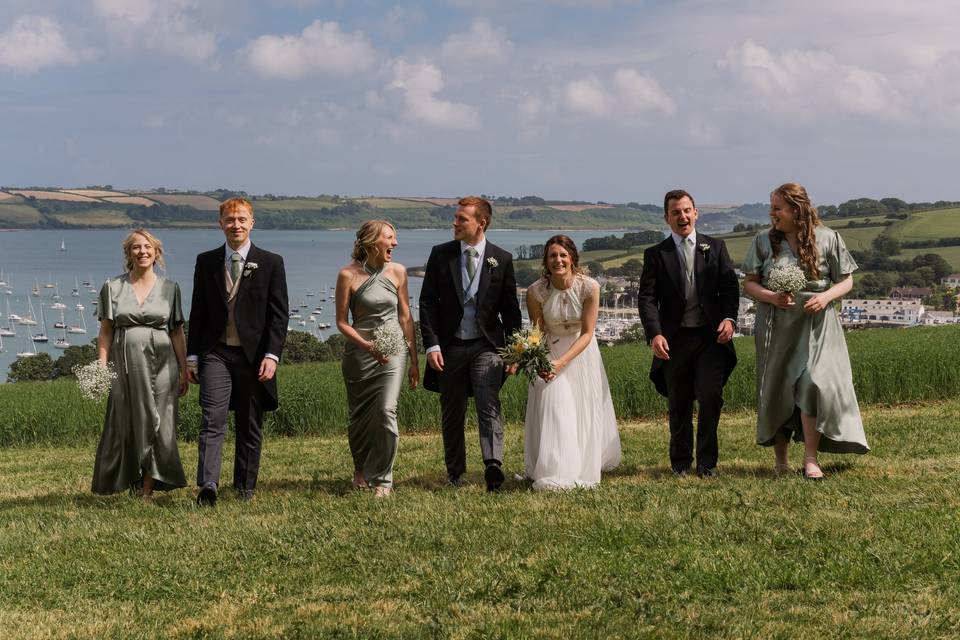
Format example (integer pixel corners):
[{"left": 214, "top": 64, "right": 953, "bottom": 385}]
[
  {"left": 372, "top": 323, "right": 408, "bottom": 357},
  {"left": 499, "top": 326, "right": 554, "bottom": 383},
  {"left": 73, "top": 361, "right": 117, "bottom": 401},
  {"left": 767, "top": 263, "right": 808, "bottom": 295}
]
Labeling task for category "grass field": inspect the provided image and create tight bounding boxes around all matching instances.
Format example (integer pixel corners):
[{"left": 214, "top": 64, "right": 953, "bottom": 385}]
[
  {"left": 357, "top": 198, "right": 442, "bottom": 209},
  {"left": 253, "top": 198, "right": 345, "bottom": 211},
  {"left": 900, "top": 245, "right": 960, "bottom": 271},
  {"left": 1, "top": 399, "right": 959, "bottom": 638},
  {"left": 0, "top": 203, "right": 42, "bottom": 225},
  {"left": 50, "top": 210, "right": 135, "bottom": 227},
  {"left": 889, "top": 207, "right": 960, "bottom": 241}
]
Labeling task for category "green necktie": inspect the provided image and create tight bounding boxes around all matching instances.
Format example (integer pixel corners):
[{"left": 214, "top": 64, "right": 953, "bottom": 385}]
[
  {"left": 465, "top": 247, "right": 478, "bottom": 283},
  {"left": 230, "top": 252, "right": 243, "bottom": 283}
]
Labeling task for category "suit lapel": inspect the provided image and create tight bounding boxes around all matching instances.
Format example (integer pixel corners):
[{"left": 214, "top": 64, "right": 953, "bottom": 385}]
[
  {"left": 693, "top": 236, "right": 707, "bottom": 296},
  {"left": 448, "top": 244, "right": 465, "bottom": 308},
  {"left": 659, "top": 239, "right": 685, "bottom": 298},
  {"left": 236, "top": 244, "right": 259, "bottom": 305},
  {"left": 213, "top": 245, "right": 228, "bottom": 305},
  {"left": 476, "top": 244, "right": 493, "bottom": 307}
]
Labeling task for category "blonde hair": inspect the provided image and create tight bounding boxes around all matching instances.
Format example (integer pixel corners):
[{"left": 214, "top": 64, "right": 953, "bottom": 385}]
[
  {"left": 351, "top": 219, "right": 397, "bottom": 264},
  {"left": 770, "top": 183, "right": 821, "bottom": 278},
  {"left": 122, "top": 228, "right": 165, "bottom": 272}
]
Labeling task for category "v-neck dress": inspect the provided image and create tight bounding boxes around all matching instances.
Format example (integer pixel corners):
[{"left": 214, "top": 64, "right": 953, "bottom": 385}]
[
  {"left": 743, "top": 227, "right": 870, "bottom": 454},
  {"left": 341, "top": 265, "right": 407, "bottom": 488},
  {"left": 92, "top": 275, "right": 188, "bottom": 494}
]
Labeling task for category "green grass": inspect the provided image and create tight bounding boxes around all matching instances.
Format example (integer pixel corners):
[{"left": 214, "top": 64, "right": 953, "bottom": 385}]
[
  {"left": 3, "top": 326, "right": 960, "bottom": 449},
  {"left": 1, "top": 399, "right": 960, "bottom": 638},
  {"left": 51, "top": 209, "right": 136, "bottom": 227},
  {"left": 0, "top": 203, "right": 42, "bottom": 225},
  {"left": 899, "top": 245, "right": 960, "bottom": 271},
  {"left": 889, "top": 207, "right": 960, "bottom": 241}
]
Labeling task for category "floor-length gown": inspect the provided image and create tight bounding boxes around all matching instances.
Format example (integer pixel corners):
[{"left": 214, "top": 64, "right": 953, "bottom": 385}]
[
  {"left": 523, "top": 275, "right": 622, "bottom": 490},
  {"left": 743, "top": 226, "right": 870, "bottom": 454},
  {"left": 92, "top": 275, "right": 188, "bottom": 494},
  {"left": 341, "top": 265, "right": 407, "bottom": 488}
]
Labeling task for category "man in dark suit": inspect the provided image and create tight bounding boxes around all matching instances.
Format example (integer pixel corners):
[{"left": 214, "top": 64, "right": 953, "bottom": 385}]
[
  {"left": 419, "top": 196, "right": 523, "bottom": 491},
  {"left": 638, "top": 189, "right": 739, "bottom": 478},
  {"left": 186, "top": 197, "right": 289, "bottom": 505}
]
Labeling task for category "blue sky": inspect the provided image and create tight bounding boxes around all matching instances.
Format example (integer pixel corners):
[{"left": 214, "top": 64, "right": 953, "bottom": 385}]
[{"left": 1, "top": 0, "right": 959, "bottom": 205}]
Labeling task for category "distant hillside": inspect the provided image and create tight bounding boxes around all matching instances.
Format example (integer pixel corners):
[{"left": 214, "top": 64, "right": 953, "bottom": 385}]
[{"left": 0, "top": 187, "right": 664, "bottom": 231}]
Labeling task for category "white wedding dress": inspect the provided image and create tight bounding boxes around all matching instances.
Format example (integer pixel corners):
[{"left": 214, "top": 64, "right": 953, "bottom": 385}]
[{"left": 524, "top": 275, "right": 622, "bottom": 490}]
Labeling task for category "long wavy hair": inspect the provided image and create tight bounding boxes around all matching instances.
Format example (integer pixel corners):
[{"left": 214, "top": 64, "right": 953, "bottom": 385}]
[
  {"left": 351, "top": 219, "right": 396, "bottom": 265},
  {"left": 122, "top": 228, "right": 165, "bottom": 273},
  {"left": 540, "top": 234, "right": 585, "bottom": 284},
  {"left": 770, "top": 183, "right": 820, "bottom": 278}
]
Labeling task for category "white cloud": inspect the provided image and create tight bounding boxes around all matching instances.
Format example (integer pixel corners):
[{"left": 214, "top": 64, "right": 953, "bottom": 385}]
[
  {"left": 244, "top": 20, "right": 377, "bottom": 79},
  {"left": 717, "top": 40, "right": 905, "bottom": 119},
  {"left": 564, "top": 78, "right": 609, "bottom": 117},
  {"left": 613, "top": 69, "right": 676, "bottom": 115},
  {"left": 440, "top": 18, "right": 513, "bottom": 66},
  {"left": 387, "top": 59, "right": 480, "bottom": 129},
  {"left": 92, "top": 0, "right": 217, "bottom": 63},
  {"left": 0, "top": 16, "right": 79, "bottom": 73}
]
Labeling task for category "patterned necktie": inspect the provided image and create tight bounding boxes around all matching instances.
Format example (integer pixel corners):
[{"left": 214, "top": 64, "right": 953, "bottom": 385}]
[
  {"left": 230, "top": 252, "right": 243, "bottom": 283},
  {"left": 465, "top": 247, "right": 478, "bottom": 283}
]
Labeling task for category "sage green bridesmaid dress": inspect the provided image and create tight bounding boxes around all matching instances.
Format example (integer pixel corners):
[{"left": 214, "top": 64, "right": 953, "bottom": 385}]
[
  {"left": 92, "top": 275, "right": 188, "bottom": 494},
  {"left": 743, "top": 226, "right": 870, "bottom": 454},
  {"left": 341, "top": 265, "right": 407, "bottom": 488}
]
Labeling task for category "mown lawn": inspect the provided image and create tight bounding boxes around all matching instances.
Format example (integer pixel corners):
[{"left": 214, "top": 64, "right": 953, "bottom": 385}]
[{"left": 2, "top": 400, "right": 959, "bottom": 638}]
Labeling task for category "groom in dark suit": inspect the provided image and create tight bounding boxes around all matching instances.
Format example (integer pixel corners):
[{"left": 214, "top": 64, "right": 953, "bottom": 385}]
[
  {"left": 419, "top": 196, "right": 523, "bottom": 491},
  {"left": 186, "top": 197, "right": 289, "bottom": 505},
  {"left": 638, "top": 189, "right": 739, "bottom": 478}
]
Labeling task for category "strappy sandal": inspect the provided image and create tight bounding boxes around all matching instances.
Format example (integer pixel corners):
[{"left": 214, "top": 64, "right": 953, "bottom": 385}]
[
  {"left": 373, "top": 486, "right": 392, "bottom": 498},
  {"left": 802, "top": 456, "right": 824, "bottom": 481}
]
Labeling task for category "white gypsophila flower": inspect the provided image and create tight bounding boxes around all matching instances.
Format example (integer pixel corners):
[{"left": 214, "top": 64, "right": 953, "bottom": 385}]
[
  {"left": 767, "top": 263, "right": 808, "bottom": 294},
  {"left": 699, "top": 243, "right": 710, "bottom": 254},
  {"left": 486, "top": 257, "right": 498, "bottom": 270},
  {"left": 372, "top": 323, "right": 407, "bottom": 357},
  {"left": 73, "top": 361, "right": 117, "bottom": 401},
  {"left": 243, "top": 261, "right": 258, "bottom": 277}
]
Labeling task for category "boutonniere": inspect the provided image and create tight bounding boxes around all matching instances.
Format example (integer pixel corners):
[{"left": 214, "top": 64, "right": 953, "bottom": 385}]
[
  {"left": 698, "top": 243, "right": 710, "bottom": 255},
  {"left": 243, "top": 261, "right": 259, "bottom": 277},
  {"left": 486, "top": 257, "right": 499, "bottom": 271}
]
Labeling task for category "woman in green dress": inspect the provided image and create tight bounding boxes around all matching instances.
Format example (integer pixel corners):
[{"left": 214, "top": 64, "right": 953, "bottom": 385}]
[
  {"left": 335, "top": 220, "right": 420, "bottom": 498},
  {"left": 742, "top": 183, "right": 869, "bottom": 480},
  {"left": 92, "top": 229, "right": 189, "bottom": 499}
]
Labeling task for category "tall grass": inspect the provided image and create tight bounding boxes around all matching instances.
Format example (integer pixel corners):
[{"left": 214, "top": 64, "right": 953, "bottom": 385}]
[{"left": 1, "top": 325, "right": 958, "bottom": 447}]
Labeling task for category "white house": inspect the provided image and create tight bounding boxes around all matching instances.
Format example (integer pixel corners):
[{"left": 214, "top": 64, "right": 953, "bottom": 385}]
[
  {"left": 840, "top": 298, "right": 925, "bottom": 327},
  {"left": 922, "top": 311, "right": 960, "bottom": 325},
  {"left": 941, "top": 273, "right": 960, "bottom": 289}
]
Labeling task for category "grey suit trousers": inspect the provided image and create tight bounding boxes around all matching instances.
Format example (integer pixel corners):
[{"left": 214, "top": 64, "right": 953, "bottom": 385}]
[{"left": 437, "top": 337, "right": 505, "bottom": 478}]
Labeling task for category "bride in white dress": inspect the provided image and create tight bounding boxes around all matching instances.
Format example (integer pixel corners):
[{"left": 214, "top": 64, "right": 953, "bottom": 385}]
[{"left": 524, "top": 235, "right": 622, "bottom": 490}]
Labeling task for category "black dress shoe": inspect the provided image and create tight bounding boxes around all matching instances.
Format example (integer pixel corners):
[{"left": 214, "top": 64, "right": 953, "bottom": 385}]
[
  {"left": 672, "top": 466, "right": 691, "bottom": 477},
  {"left": 237, "top": 489, "right": 255, "bottom": 502},
  {"left": 696, "top": 466, "right": 718, "bottom": 479},
  {"left": 447, "top": 474, "right": 465, "bottom": 487},
  {"left": 484, "top": 463, "right": 505, "bottom": 492},
  {"left": 197, "top": 485, "right": 217, "bottom": 507}
]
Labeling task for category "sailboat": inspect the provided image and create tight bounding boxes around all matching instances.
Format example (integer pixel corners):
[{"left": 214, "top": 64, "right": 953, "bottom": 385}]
[
  {"left": 54, "top": 308, "right": 67, "bottom": 329},
  {"left": 0, "top": 269, "right": 7, "bottom": 286},
  {"left": 32, "top": 279, "right": 40, "bottom": 296},
  {"left": 59, "top": 238, "right": 66, "bottom": 252},
  {"left": 0, "top": 331, "right": 4, "bottom": 353},
  {"left": 16, "top": 330, "right": 37, "bottom": 358},
  {"left": 32, "top": 304, "right": 49, "bottom": 342},
  {"left": 51, "top": 283, "right": 66, "bottom": 309},
  {"left": 44, "top": 273, "right": 55, "bottom": 288},
  {"left": 54, "top": 320, "right": 70, "bottom": 349},
  {"left": 5, "top": 299, "right": 21, "bottom": 325},
  {"left": 68, "top": 307, "right": 88, "bottom": 334},
  {"left": 18, "top": 298, "right": 38, "bottom": 325},
  {"left": 71, "top": 277, "right": 80, "bottom": 297}
]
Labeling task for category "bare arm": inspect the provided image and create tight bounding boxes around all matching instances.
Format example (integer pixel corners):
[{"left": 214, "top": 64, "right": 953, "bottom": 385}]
[
  {"left": 743, "top": 274, "right": 795, "bottom": 310},
  {"left": 548, "top": 281, "right": 600, "bottom": 377},
  {"left": 335, "top": 266, "right": 387, "bottom": 364},
  {"left": 97, "top": 319, "right": 113, "bottom": 366},
  {"left": 526, "top": 287, "right": 544, "bottom": 332},
  {"left": 170, "top": 324, "right": 188, "bottom": 396},
  {"left": 804, "top": 274, "right": 853, "bottom": 314},
  {"left": 395, "top": 265, "right": 419, "bottom": 388}
]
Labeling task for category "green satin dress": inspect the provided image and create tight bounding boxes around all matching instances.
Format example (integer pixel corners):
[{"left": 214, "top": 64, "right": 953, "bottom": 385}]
[
  {"left": 92, "top": 275, "right": 188, "bottom": 494},
  {"left": 743, "top": 227, "right": 870, "bottom": 454},
  {"left": 341, "top": 266, "right": 407, "bottom": 488}
]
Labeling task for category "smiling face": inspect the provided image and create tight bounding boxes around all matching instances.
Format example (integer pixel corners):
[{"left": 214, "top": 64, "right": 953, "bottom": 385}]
[
  {"left": 545, "top": 243, "right": 573, "bottom": 278},
  {"left": 453, "top": 205, "right": 485, "bottom": 244},
  {"left": 373, "top": 225, "right": 398, "bottom": 264},
  {"left": 127, "top": 233, "right": 156, "bottom": 270},
  {"left": 219, "top": 204, "right": 254, "bottom": 250},
  {"left": 770, "top": 192, "right": 798, "bottom": 234},
  {"left": 664, "top": 195, "right": 698, "bottom": 237}
]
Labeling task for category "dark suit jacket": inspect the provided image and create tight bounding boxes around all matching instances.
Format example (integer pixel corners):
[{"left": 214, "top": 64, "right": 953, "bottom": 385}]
[
  {"left": 187, "top": 243, "right": 289, "bottom": 411},
  {"left": 637, "top": 233, "right": 740, "bottom": 397},
  {"left": 418, "top": 240, "right": 523, "bottom": 393}
]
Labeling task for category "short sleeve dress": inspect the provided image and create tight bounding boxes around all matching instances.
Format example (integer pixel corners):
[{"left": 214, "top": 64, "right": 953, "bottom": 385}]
[
  {"left": 523, "top": 275, "right": 622, "bottom": 490},
  {"left": 742, "top": 226, "right": 869, "bottom": 454},
  {"left": 92, "top": 275, "right": 188, "bottom": 494}
]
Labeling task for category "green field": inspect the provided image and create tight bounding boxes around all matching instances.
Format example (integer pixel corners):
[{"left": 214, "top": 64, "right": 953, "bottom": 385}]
[
  {"left": 889, "top": 207, "right": 960, "bottom": 241},
  {"left": 0, "top": 203, "right": 42, "bottom": 225},
  {"left": 51, "top": 209, "right": 135, "bottom": 227},
  {"left": 356, "top": 198, "right": 440, "bottom": 209},
  {"left": 254, "top": 197, "right": 345, "bottom": 211},
  {"left": 900, "top": 245, "right": 960, "bottom": 271},
  {"left": 1, "top": 400, "right": 959, "bottom": 637}
]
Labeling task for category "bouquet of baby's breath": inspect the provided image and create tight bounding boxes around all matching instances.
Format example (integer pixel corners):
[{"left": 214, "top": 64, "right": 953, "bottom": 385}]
[
  {"left": 767, "top": 264, "right": 808, "bottom": 294},
  {"left": 73, "top": 361, "right": 117, "bottom": 400},
  {"left": 372, "top": 323, "right": 408, "bottom": 357},
  {"left": 498, "top": 326, "right": 554, "bottom": 384}
]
